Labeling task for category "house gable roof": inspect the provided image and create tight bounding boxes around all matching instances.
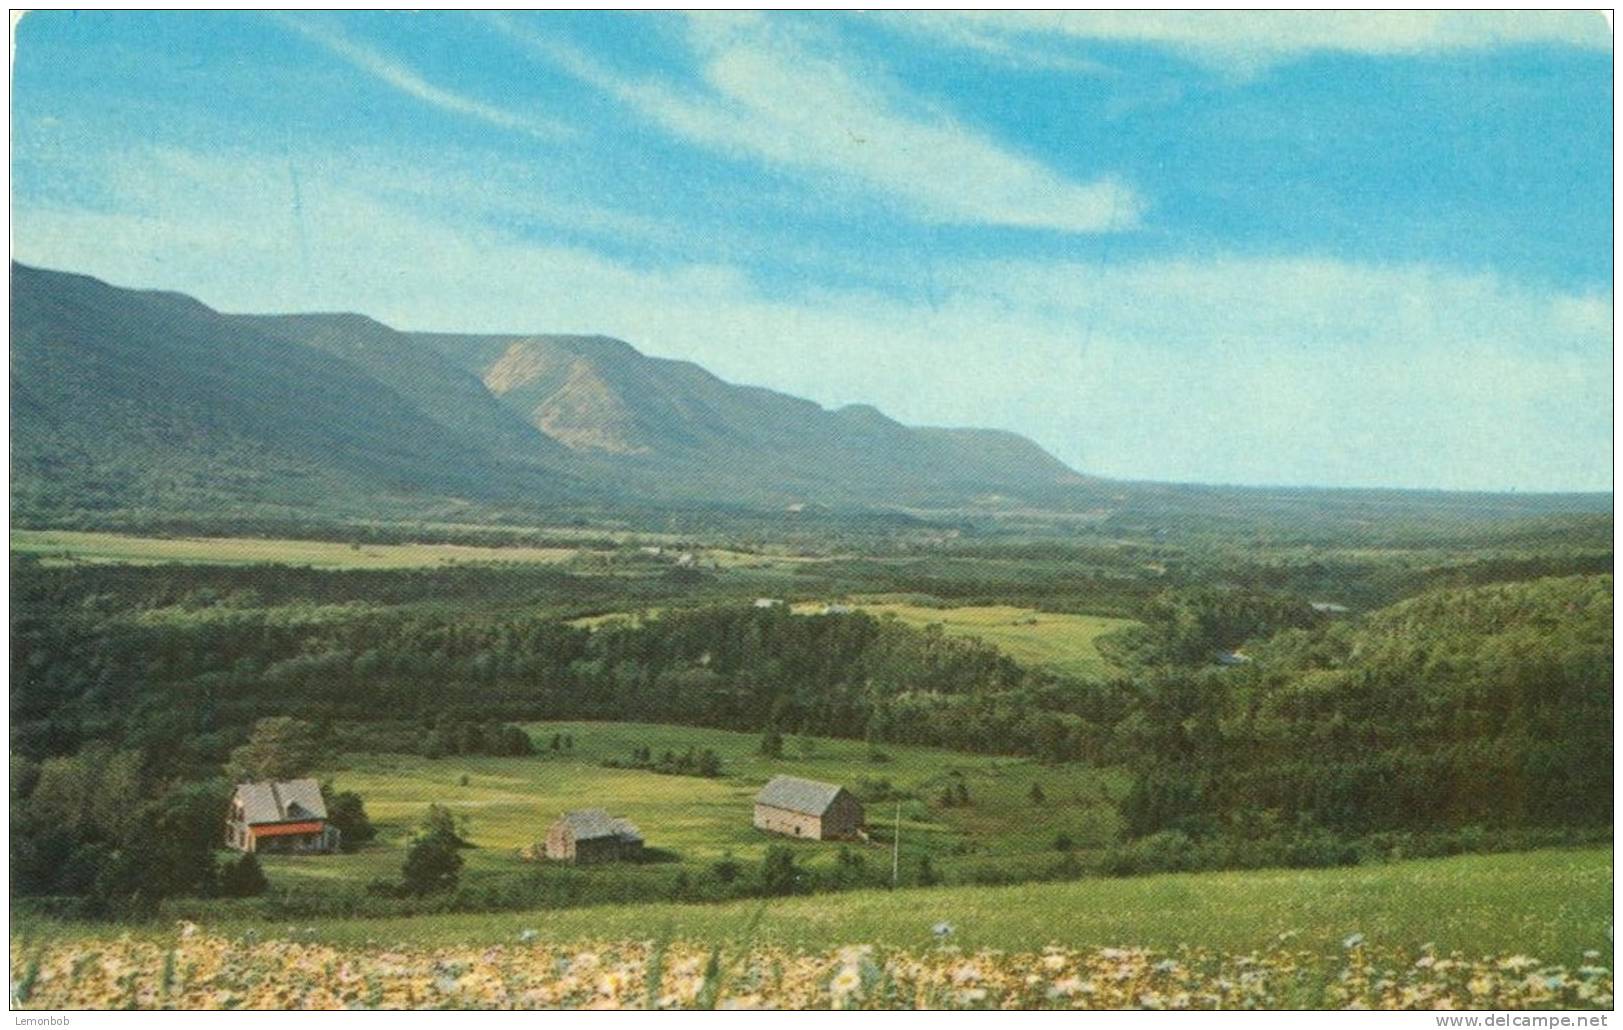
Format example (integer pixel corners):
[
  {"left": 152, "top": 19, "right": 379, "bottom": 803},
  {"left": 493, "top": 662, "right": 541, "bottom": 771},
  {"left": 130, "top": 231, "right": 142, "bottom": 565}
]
[
  {"left": 234, "top": 778, "right": 328, "bottom": 825},
  {"left": 556, "top": 808, "right": 643, "bottom": 843},
  {"left": 754, "top": 775, "right": 846, "bottom": 816}
]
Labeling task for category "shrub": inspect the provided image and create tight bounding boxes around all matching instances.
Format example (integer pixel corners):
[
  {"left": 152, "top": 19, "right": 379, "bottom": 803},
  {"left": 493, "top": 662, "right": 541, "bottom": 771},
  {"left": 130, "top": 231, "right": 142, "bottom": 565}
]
[
  {"left": 711, "top": 851, "right": 741, "bottom": 884},
  {"left": 219, "top": 853, "right": 268, "bottom": 898},
  {"left": 759, "top": 729, "right": 785, "bottom": 762},
  {"left": 420, "top": 804, "right": 468, "bottom": 846},
  {"left": 401, "top": 832, "right": 463, "bottom": 895},
  {"left": 321, "top": 786, "right": 376, "bottom": 852},
  {"left": 1101, "top": 830, "right": 1196, "bottom": 876},
  {"left": 761, "top": 845, "right": 800, "bottom": 896},
  {"left": 916, "top": 854, "right": 941, "bottom": 887}
]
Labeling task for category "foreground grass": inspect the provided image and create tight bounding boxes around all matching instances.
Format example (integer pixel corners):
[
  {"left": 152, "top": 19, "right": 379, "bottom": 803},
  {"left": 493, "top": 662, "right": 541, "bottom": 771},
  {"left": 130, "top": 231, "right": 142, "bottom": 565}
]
[
  {"left": 264, "top": 847, "right": 1615, "bottom": 961},
  {"left": 11, "top": 924, "right": 1612, "bottom": 1009},
  {"left": 21, "top": 847, "right": 1609, "bottom": 966},
  {"left": 11, "top": 529, "right": 581, "bottom": 569}
]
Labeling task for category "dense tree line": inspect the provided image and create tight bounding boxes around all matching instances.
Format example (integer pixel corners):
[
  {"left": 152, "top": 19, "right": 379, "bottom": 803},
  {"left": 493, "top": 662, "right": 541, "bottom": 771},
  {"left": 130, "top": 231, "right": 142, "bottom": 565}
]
[
  {"left": 12, "top": 565, "right": 1129, "bottom": 777},
  {"left": 10, "top": 717, "right": 378, "bottom": 912},
  {"left": 1097, "top": 586, "right": 1324, "bottom": 667},
  {"left": 1115, "top": 575, "right": 1613, "bottom": 842}
]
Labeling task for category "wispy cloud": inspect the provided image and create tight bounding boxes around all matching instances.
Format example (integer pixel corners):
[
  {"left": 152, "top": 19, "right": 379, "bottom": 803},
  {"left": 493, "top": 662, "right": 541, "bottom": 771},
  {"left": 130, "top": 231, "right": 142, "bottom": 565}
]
[
  {"left": 908, "top": 11, "right": 1611, "bottom": 75},
  {"left": 487, "top": 12, "right": 1141, "bottom": 234},
  {"left": 273, "top": 14, "right": 571, "bottom": 141}
]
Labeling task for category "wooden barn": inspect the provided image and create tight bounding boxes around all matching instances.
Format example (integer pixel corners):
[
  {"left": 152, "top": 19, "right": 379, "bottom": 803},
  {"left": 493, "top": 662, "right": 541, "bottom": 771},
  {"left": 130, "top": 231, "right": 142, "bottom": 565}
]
[
  {"left": 225, "top": 778, "right": 340, "bottom": 854},
  {"left": 544, "top": 809, "right": 645, "bottom": 863},
  {"left": 753, "top": 775, "right": 864, "bottom": 840}
]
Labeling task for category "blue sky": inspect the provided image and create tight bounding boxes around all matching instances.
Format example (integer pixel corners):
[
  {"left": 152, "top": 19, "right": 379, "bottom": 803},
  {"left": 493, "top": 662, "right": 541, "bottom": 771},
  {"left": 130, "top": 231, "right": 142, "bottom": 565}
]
[{"left": 10, "top": 11, "right": 1613, "bottom": 491}]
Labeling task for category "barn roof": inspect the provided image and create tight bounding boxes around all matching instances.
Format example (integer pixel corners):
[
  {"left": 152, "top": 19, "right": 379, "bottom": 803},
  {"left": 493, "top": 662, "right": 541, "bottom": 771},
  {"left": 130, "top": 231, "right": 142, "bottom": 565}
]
[
  {"left": 234, "top": 779, "right": 327, "bottom": 825},
  {"left": 556, "top": 808, "right": 643, "bottom": 843},
  {"left": 755, "top": 775, "right": 845, "bottom": 815}
]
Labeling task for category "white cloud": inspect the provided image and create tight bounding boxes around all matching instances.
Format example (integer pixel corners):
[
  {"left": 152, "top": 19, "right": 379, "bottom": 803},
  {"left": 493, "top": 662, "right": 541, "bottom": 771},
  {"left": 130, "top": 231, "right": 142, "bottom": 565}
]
[
  {"left": 487, "top": 12, "right": 1141, "bottom": 234},
  {"left": 273, "top": 14, "right": 571, "bottom": 142},
  {"left": 12, "top": 145, "right": 1610, "bottom": 492},
  {"left": 907, "top": 11, "right": 1611, "bottom": 75}
]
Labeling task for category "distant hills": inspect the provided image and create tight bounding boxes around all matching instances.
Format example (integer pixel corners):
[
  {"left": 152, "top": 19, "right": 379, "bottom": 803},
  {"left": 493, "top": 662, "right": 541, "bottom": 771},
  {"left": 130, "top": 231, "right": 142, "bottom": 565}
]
[
  {"left": 11, "top": 264, "right": 1611, "bottom": 535},
  {"left": 11, "top": 263, "right": 1090, "bottom": 524}
]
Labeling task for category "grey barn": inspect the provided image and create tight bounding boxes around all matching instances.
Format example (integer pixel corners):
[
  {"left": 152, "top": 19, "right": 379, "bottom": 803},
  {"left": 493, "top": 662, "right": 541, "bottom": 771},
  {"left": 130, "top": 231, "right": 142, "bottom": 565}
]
[
  {"left": 544, "top": 809, "right": 645, "bottom": 863},
  {"left": 753, "top": 775, "right": 865, "bottom": 840}
]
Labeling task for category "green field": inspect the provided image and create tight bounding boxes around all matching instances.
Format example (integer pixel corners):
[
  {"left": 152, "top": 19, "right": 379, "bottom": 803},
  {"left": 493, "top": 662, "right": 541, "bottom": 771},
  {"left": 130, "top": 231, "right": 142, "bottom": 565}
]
[
  {"left": 793, "top": 599, "right": 1136, "bottom": 678},
  {"left": 572, "top": 600, "right": 1138, "bottom": 678},
  {"left": 10, "top": 530, "right": 581, "bottom": 569},
  {"left": 22, "top": 847, "right": 1610, "bottom": 964},
  {"left": 262, "top": 721, "right": 1126, "bottom": 895},
  {"left": 11, "top": 530, "right": 833, "bottom": 578}
]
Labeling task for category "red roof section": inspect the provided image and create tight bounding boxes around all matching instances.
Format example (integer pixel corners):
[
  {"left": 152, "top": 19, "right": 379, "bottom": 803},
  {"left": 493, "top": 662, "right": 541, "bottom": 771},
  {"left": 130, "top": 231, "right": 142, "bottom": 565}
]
[{"left": 250, "top": 820, "right": 325, "bottom": 838}]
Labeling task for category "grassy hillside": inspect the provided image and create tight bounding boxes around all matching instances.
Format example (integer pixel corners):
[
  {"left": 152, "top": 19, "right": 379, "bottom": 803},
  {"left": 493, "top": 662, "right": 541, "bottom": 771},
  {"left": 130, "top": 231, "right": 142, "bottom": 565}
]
[
  {"left": 21, "top": 847, "right": 1609, "bottom": 962},
  {"left": 261, "top": 721, "right": 1126, "bottom": 897}
]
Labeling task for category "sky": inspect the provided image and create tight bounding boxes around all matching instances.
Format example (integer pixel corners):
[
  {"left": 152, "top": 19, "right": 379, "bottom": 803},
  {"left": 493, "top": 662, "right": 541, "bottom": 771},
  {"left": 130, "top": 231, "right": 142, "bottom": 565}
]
[{"left": 9, "top": 10, "right": 1614, "bottom": 492}]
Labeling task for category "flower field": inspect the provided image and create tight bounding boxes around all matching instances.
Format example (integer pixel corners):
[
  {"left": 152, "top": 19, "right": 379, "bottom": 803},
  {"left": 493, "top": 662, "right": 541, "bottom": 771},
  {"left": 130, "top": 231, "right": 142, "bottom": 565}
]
[{"left": 11, "top": 923, "right": 1612, "bottom": 1010}]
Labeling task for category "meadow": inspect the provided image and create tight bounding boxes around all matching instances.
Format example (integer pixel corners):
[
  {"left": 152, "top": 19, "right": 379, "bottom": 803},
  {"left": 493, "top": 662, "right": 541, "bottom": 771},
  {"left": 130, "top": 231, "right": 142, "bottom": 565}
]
[
  {"left": 18, "top": 847, "right": 1610, "bottom": 967},
  {"left": 791, "top": 599, "right": 1134, "bottom": 678},
  {"left": 576, "top": 599, "right": 1137, "bottom": 678},
  {"left": 10, "top": 529, "right": 581, "bottom": 569},
  {"left": 10, "top": 530, "right": 832, "bottom": 584},
  {"left": 260, "top": 721, "right": 1127, "bottom": 896}
]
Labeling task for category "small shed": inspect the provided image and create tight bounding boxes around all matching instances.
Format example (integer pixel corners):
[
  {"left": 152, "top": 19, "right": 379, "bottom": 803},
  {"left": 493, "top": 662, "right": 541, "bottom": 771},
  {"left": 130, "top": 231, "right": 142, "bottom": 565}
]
[
  {"left": 753, "top": 775, "right": 865, "bottom": 840},
  {"left": 544, "top": 809, "right": 645, "bottom": 863},
  {"left": 225, "top": 778, "right": 340, "bottom": 854}
]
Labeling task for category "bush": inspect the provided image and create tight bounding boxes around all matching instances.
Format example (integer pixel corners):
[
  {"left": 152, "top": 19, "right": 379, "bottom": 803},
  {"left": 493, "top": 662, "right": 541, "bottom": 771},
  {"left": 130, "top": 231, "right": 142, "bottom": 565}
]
[
  {"left": 761, "top": 845, "right": 800, "bottom": 896},
  {"left": 1101, "top": 830, "right": 1196, "bottom": 876},
  {"left": 759, "top": 729, "right": 784, "bottom": 758},
  {"left": 711, "top": 852, "right": 741, "bottom": 884},
  {"left": 321, "top": 786, "right": 376, "bottom": 852},
  {"left": 854, "top": 778, "right": 903, "bottom": 803},
  {"left": 420, "top": 804, "right": 468, "bottom": 847},
  {"left": 916, "top": 854, "right": 941, "bottom": 887},
  {"left": 219, "top": 853, "right": 268, "bottom": 898},
  {"left": 401, "top": 832, "right": 463, "bottom": 895}
]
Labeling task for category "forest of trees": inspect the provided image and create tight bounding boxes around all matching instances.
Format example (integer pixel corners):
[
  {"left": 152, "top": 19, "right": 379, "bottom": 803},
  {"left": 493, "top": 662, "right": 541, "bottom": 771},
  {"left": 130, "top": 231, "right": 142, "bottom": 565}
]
[
  {"left": 11, "top": 560, "right": 1143, "bottom": 777},
  {"left": 9, "top": 548, "right": 1613, "bottom": 909},
  {"left": 1115, "top": 575, "right": 1613, "bottom": 846}
]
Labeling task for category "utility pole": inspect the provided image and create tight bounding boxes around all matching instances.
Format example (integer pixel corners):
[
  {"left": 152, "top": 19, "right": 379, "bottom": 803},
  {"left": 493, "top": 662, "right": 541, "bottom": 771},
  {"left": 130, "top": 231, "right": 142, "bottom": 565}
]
[{"left": 892, "top": 802, "right": 900, "bottom": 888}]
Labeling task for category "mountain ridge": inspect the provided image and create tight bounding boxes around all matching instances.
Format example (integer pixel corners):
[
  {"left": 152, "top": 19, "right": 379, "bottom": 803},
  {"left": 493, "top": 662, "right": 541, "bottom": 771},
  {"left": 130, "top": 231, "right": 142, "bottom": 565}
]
[{"left": 11, "top": 263, "right": 1087, "bottom": 521}]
